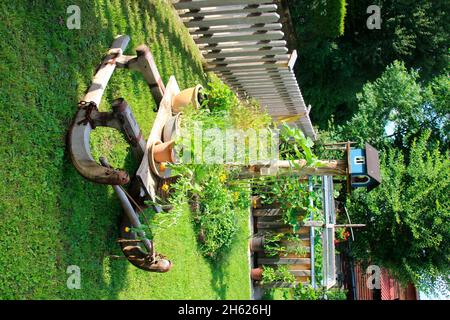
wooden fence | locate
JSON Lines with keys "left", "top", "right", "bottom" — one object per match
{"left": 172, "top": 0, "right": 317, "bottom": 140}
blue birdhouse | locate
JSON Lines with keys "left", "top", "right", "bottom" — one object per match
{"left": 348, "top": 143, "right": 381, "bottom": 191}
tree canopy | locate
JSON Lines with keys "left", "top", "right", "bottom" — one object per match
{"left": 323, "top": 60, "right": 449, "bottom": 153}
{"left": 347, "top": 132, "right": 449, "bottom": 293}
{"left": 317, "top": 60, "right": 449, "bottom": 293}
{"left": 289, "top": 0, "right": 450, "bottom": 128}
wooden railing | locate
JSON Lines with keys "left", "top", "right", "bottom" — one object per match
{"left": 172, "top": 0, "right": 317, "bottom": 139}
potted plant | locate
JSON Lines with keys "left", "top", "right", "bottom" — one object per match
{"left": 152, "top": 140, "right": 176, "bottom": 163}
{"left": 251, "top": 267, "right": 264, "bottom": 281}
{"left": 172, "top": 84, "right": 204, "bottom": 113}
{"left": 200, "top": 78, "right": 238, "bottom": 114}
{"left": 249, "top": 234, "right": 265, "bottom": 252}
{"left": 163, "top": 112, "right": 182, "bottom": 143}
{"left": 334, "top": 228, "right": 350, "bottom": 244}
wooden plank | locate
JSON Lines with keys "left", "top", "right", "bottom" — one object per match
{"left": 206, "top": 54, "right": 289, "bottom": 65}
{"left": 239, "top": 83, "right": 300, "bottom": 89}
{"left": 220, "top": 67, "right": 290, "bottom": 73}
{"left": 258, "top": 257, "right": 311, "bottom": 265}
{"left": 174, "top": 0, "right": 273, "bottom": 10}
{"left": 288, "top": 264, "right": 311, "bottom": 271}
{"left": 255, "top": 96, "right": 303, "bottom": 102}
{"left": 259, "top": 281, "right": 308, "bottom": 288}
{"left": 206, "top": 62, "right": 287, "bottom": 71}
{"left": 226, "top": 77, "right": 296, "bottom": 84}
{"left": 238, "top": 90, "right": 301, "bottom": 96}
{"left": 240, "top": 87, "right": 301, "bottom": 93}
{"left": 252, "top": 208, "right": 282, "bottom": 217}
{"left": 219, "top": 69, "right": 291, "bottom": 76}
{"left": 136, "top": 76, "right": 180, "bottom": 201}
{"left": 190, "top": 23, "right": 282, "bottom": 35}
{"left": 201, "top": 40, "right": 286, "bottom": 50}
{"left": 290, "top": 270, "right": 311, "bottom": 277}
{"left": 239, "top": 88, "right": 301, "bottom": 94}
{"left": 195, "top": 30, "right": 284, "bottom": 44}
{"left": 226, "top": 75, "right": 296, "bottom": 82}
{"left": 257, "top": 221, "right": 288, "bottom": 229}
{"left": 288, "top": 49, "right": 298, "bottom": 71}
{"left": 186, "top": 14, "right": 280, "bottom": 28}
{"left": 204, "top": 47, "right": 288, "bottom": 58}
{"left": 252, "top": 93, "right": 303, "bottom": 99}
{"left": 180, "top": 4, "right": 278, "bottom": 17}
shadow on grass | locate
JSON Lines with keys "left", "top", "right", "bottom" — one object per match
{"left": 207, "top": 256, "right": 229, "bottom": 300}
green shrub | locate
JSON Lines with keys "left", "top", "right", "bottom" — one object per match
{"left": 263, "top": 232, "right": 307, "bottom": 257}
{"left": 202, "top": 78, "right": 239, "bottom": 113}
{"left": 230, "top": 98, "right": 273, "bottom": 130}
{"left": 196, "top": 170, "right": 237, "bottom": 259}
{"left": 293, "top": 283, "right": 347, "bottom": 300}
{"left": 262, "top": 266, "right": 296, "bottom": 285}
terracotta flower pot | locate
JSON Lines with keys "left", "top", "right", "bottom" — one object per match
{"left": 162, "top": 113, "right": 182, "bottom": 143}
{"left": 172, "top": 84, "right": 203, "bottom": 113}
{"left": 250, "top": 235, "right": 265, "bottom": 252}
{"left": 153, "top": 140, "right": 175, "bottom": 163}
{"left": 251, "top": 267, "right": 263, "bottom": 281}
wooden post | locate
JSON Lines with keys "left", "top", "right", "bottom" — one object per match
{"left": 238, "top": 159, "right": 347, "bottom": 178}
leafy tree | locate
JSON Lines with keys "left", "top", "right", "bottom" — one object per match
{"left": 318, "top": 60, "right": 449, "bottom": 154}
{"left": 347, "top": 131, "right": 450, "bottom": 293}
{"left": 315, "top": 60, "right": 449, "bottom": 294}
{"left": 289, "top": 0, "right": 450, "bottom": 127}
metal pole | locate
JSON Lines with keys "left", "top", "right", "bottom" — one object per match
{"left": 308, "top": 176, "right": 316, "bottom": 289}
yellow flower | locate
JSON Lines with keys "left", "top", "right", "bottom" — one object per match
{"left": 234, "top": 192, "right": 239, "bottom": 201}
{"left": 219, "top": 173, "right": 227, "bottom": 183}
{"left": 124, "top": 227, "right": 130, "bottom": 233}
{"left": 161, "top": 183, "right": 169, "bottom": 192}
{"left": 252, "top": 198, "right": 257, "bottom": 208}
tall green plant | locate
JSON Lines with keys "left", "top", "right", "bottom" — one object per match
{"left": 262, "top": 266, "right": 296, "bottom": 285}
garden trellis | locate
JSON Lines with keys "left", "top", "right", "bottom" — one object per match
{"left": 172, "top": 0, "right": 316, "bottom": 139}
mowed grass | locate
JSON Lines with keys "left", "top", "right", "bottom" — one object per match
{"left": 0, "top": 0, "right": 251, "bottom": 299}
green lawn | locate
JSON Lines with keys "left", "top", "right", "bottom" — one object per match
{"left": 0, "top": 0, "right": 251, "bottom": 299}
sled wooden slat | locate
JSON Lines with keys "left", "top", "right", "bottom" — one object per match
{"left": 136, "top": 76, "right": 179, "bottom": 201}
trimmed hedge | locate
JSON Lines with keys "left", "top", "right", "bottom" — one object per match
{"left": 291, "top": 0, "right": 347, "bottom": 39}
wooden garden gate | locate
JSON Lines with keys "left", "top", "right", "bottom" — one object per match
{"left": 172, "top": 0, "right": 316, "bottom": 139}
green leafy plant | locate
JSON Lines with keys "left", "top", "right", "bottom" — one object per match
{"left": 195, "top": 167, "right": 237, "bottom": 259}
{"left": 262, "top": 266, "right": 296, "bottom": 285}
{"left": 279, "top": 123, "right": 320, "bottom": 166}
{"left": 254, "top": 176, "right": 320, "bottom": 232}
{"left": 230, "top": 98, "right": 273, "bottom": 130}
{"left": 263, "top": 232, "right": 307, "bottom": 257}
{"left": 201, "top": 78, "right": 239, "bottom": 114}
{"left": 293, "top": 283, "right": 347, "bottom": 300}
